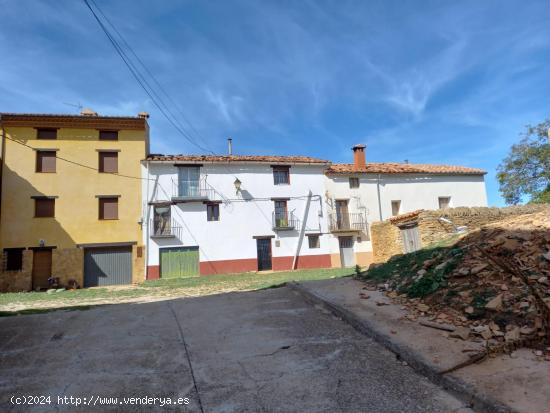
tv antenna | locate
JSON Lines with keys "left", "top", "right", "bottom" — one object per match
{"left": 62, "top": 102, "right": 84, "bottom": 113}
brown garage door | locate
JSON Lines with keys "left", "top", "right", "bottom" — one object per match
{"left": 32, "top": 249, "right": 52, "bottom": 290}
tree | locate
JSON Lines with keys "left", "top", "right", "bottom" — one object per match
{"left": 497, "top": 120, "right": 550, "bottom": 205}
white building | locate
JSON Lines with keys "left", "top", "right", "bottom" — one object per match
{"left": 142, "top": 155, "right": 333, "bottom": 278}
{"left": 141, "top": 145, "right": 487, "bottom": 278}
{"left": 323, "top": 145, "right": 488, "bottom": 267}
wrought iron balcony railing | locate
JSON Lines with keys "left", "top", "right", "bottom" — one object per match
{"left": 171, "top": 178, "right": 216, "bottom": 202}
{"left": 150, "top": 218, "right": 182, "bottom": 239}
{"left": 328, "top": 212, "right": 367, "bottom": 232}
{"left": 272, "top": 211, "right": 299, "bottom": 231}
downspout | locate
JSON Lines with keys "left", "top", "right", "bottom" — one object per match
{"left": 376, "top": 174, "right": 383, "bottom": 222}
{"left": 145, "top": 160, "right": 151, "bottom": 279}
{"left": 0, "top": 116, "right": 5, "bottom": 227}
{"left": 292, "top": 190, "right": 312, "bottom": 270}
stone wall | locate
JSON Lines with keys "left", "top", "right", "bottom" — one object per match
{"left": 418, "top": 205, "right": 549, "bottom": 247}
{"left": 371, "top": 204, "right": 550, "bottom": 264}
{"left": 52, "top": 248, "right": 84, "bottom": 287}
{"left": 0, "top": 250, "right": 33, "bottom": 292}
{"left": 132, "top": 245, "right": 145, "bottom": 284}
{"left": 371, "top": 220, "right": 403, "bottom": 263}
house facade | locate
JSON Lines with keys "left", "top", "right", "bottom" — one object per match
{"left": 323, "top": 145, "right": 488, "bottom": 267}
{"left": 0, "top": 111, "right": 149, "bottom": 291}
{"left": 142, "top": 155, "right": 332, "bottom": 278}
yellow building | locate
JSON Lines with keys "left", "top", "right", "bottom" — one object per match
{"left": 0, "top": 111, "right": 149, "bottom": 291}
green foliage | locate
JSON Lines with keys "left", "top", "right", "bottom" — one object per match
{"left": 354, "top": 264, "right": 362, "bottom": 277}
{"left": 497, "top": 120, "right": 550, "bottom": 204}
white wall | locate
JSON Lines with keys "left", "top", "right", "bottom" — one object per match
{"left": 142, "top": 162, "right": 330, "bottom": 268}
{"left": 324, "top": 173, "right": 488, "bottom": 254}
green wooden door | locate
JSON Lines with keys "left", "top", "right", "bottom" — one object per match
{"left": 160, "top": 247, "right": 199, "bottom": 278}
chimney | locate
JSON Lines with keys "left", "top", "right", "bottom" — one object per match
{"left": 228, "top": 137, "right": 233, "bottom": 155}
{"left": 138, "top": 112, "right": 150, "bottom": 119}
{"left": 352, "top": 144, "right": 366, "bottom": 169}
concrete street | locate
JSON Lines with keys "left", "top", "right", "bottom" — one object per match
{"left": 0, "top": 287, "right": 471, "bottom": 412}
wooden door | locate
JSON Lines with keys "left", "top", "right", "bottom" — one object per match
{"left": 256, "top": 238, "right": 272, "bottom": 271}
{"left": 335, "top": 200, "right": 350, "bottom": 230}
{"left": 401, "top": 225, "right": 421, "bottom": 253}
{"left": 32, "top": 249, "right": 52, "bottom": 290}
{"left": 160, "top": 247, "right": 199, "bottom": 278}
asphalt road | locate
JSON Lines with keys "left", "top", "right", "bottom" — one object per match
{"left": 0, "top": 286, "right": 472, "bottom": 412}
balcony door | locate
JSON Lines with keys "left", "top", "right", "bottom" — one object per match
{"left": 178, "top": 166, "right": 200, "bottom": 197}
{"left": 154, "top": 206, "right": 171, "bottom": 236}
{"left": 335, "top": 200, "right": 349, "bottom": 230}
{"left": 274, "top": 200, "right": 288, "bottom": 228}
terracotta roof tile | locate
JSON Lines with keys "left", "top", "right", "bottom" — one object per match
{"left": 145, "top": 154, "right": 330, "bottom": 164}
{"left": 389, "top": 209, "right": 423, "bottom": 224}
{"left": 326, "top": 162, "right": 486, "bottom": 175}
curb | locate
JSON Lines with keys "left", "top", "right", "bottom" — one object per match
{"left": 288, "top": 281, "right": 516, "bottom": 413}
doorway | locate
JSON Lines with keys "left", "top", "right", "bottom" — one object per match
{"left": 338, "top": 236, "right": 355, "bottom": 268}
{"left": 32, "top": 249, "right": 52, "bottom": 290}
{"left": 256, "top": 238, "right": 272, "bottom": 271}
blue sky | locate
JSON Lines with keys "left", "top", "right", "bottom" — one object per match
{"left": 1, "top": 0, "right": 549, "bottom": 206}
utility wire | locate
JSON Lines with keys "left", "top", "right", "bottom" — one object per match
{"left": 82, "top": 0, "right": 212, "bottom": 154}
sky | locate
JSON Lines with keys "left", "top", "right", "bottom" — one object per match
{"left": 1, "top": 0, "right": 549, "bottom": 206}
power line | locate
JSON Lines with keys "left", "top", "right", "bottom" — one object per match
{"left": 82, "top": 0, "right": 212, "bottom": 154}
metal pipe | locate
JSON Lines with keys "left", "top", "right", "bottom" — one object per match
{"left": 228, "top": 137, "right": 233, "bottom": 155}
{"left": 376, "top": 174, "right": 383, "bottom": 221}
{"left": 145, "top": 160, "right": 151, "bottom": 279}
{"left": 292, "top": 190, "right": 312, "bottom": 270}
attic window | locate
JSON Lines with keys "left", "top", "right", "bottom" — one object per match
{"left": 438, "top": 197, "right": 451, "bottom": 209}
{"left": 272, "top": 166, "right": 290, "bottom": 185}
{"left": 99, "top": 130, "right": 118, "bottom": 141}
{"left": 349, "top": 177, "right": 359, "bottom": 189}
{"left": 36, "top": 128, "right": 57, "bottom": 140}
{"left": 391, "top": 200, "right": 401, "bottom": 216}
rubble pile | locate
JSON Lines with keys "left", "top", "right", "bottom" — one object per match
{"left": 363, "top": 210, "right": 550, "bottom": 356}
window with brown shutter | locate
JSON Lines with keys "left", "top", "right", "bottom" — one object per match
{"left": 99, "top": 197, "right": 118, "bottom": 220}
{"left": 36, "top": 151, "right": 56, "bottom": 173}
{"left": 272, "top": 166, "right": 290, "bottom": 185}
{"left": 99, "top": 130, "right": 118, "bottom": 140}
{"left": 98, "top": 152, "right": 118, "bottom": 173}
{"left": 36, "top": 128, "right": 57, "bottom": 140}
{"left": 35, "top": 198, "right": 55, "bottom": 217}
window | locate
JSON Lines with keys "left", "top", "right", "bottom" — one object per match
{"left": 153, "top": 205, "right": 171, "bottom": 236}
{"left": 99, "top": 197, "right": 118, "bottom": 220}
{"left": 36, "top": 150, "right": 56, "bottom": 173}
{"left": 391, "top": 200, "right": 401, "bottom": 216}
{"left": 177, "top": 166, "right": 201, "bottom": 197}
{"left": 99, "top": 130, "right": 118, "bottom": 141}
{"left": 349, "top": 177, "right": 360, "bottom": 189}
{"left": 98, "top": 151, "right": 118, "bottom": 173}
{"left": 3, "top": 248, "right": 24, "bottom": 271}
{"left": 34, "top": 198, "right": 55, "bottom": 217}
{"left": 272, "top": 166, "right": 290, "bottom": 185}
{"left": 274, "top": 200, "right": 288, "bottom": 226}
{"left": 207, "top": 203, "right": 220, "bottom": 221}
{"left": 36, "top": 128, "right": 57, "bottom": 140}
{"left": 308, "top": 235, "right": 320, "bottom": 249}
{"left": 438, "top": 197, "right": 451, "bottom": 209}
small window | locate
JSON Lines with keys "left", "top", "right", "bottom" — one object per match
{"left": 349, "top": 177, "right": 359, "bottom": 189}
{"left": 36, "top": 128, "right": 57, "bottom": 140}
{"left": 273, "top": 166, "right": 290, "bottom": 185}
{"left": 36, "top": 151, "right": 56, "bottom": 173}
{"left": 308, "top": 235, "right": 320, "bottom": 249}
{"left": 3, "top": 248, "right": 24, "bottom": 271}
{"left": 391, "top": 200, "right": 401, "bottom": 216}
{"left": 35, "top": 198, "right": 55, "bottom": 217}
{"left": 438, "top": 197, "right": 451, "bottom": 209}
{"left": 99, "top": 152, "right": 118, "bottom": 173}
{"left": 99, "top": 130, "right": 118, "bottom": 140}
{"left": 207, "top": 203, "right": 220, "bottom": 221}
{"left": 99, "top": 197, "right": 118, "bottom": 220}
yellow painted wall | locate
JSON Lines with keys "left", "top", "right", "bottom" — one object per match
{"left": 0, "top": 127, "right": 145, "bottom": 249}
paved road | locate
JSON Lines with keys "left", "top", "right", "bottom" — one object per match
{"left": 0, "top": 287, "right": 471, "bottom": 412}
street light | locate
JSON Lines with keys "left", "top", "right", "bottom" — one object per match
{"left": 234, "top": 178, "right": 242, "bottom": 195}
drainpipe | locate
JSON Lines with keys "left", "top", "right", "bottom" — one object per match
{"left": 376, "top": 174, "right": 383, "bottom": 221}
{"left": 145, "top": 161, "right": 151, "bottom": 279}
{"left": 0, "top": 117, "right": 5, "bottom": 226}
{"left": 292, "top": 190, "right": 312, "bottom": 270}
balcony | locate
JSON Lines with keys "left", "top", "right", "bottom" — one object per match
{"left": 272, "top": 211, "right": 299, "bottom": 231}
{"left": 150, "top": 219, "right": 182, "bottom": 239}
{"left": 329, "top": 212, "right": 367, "bottom": 232}
{"left": 171, "top": 178, "right": 215, "bottom": 202}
